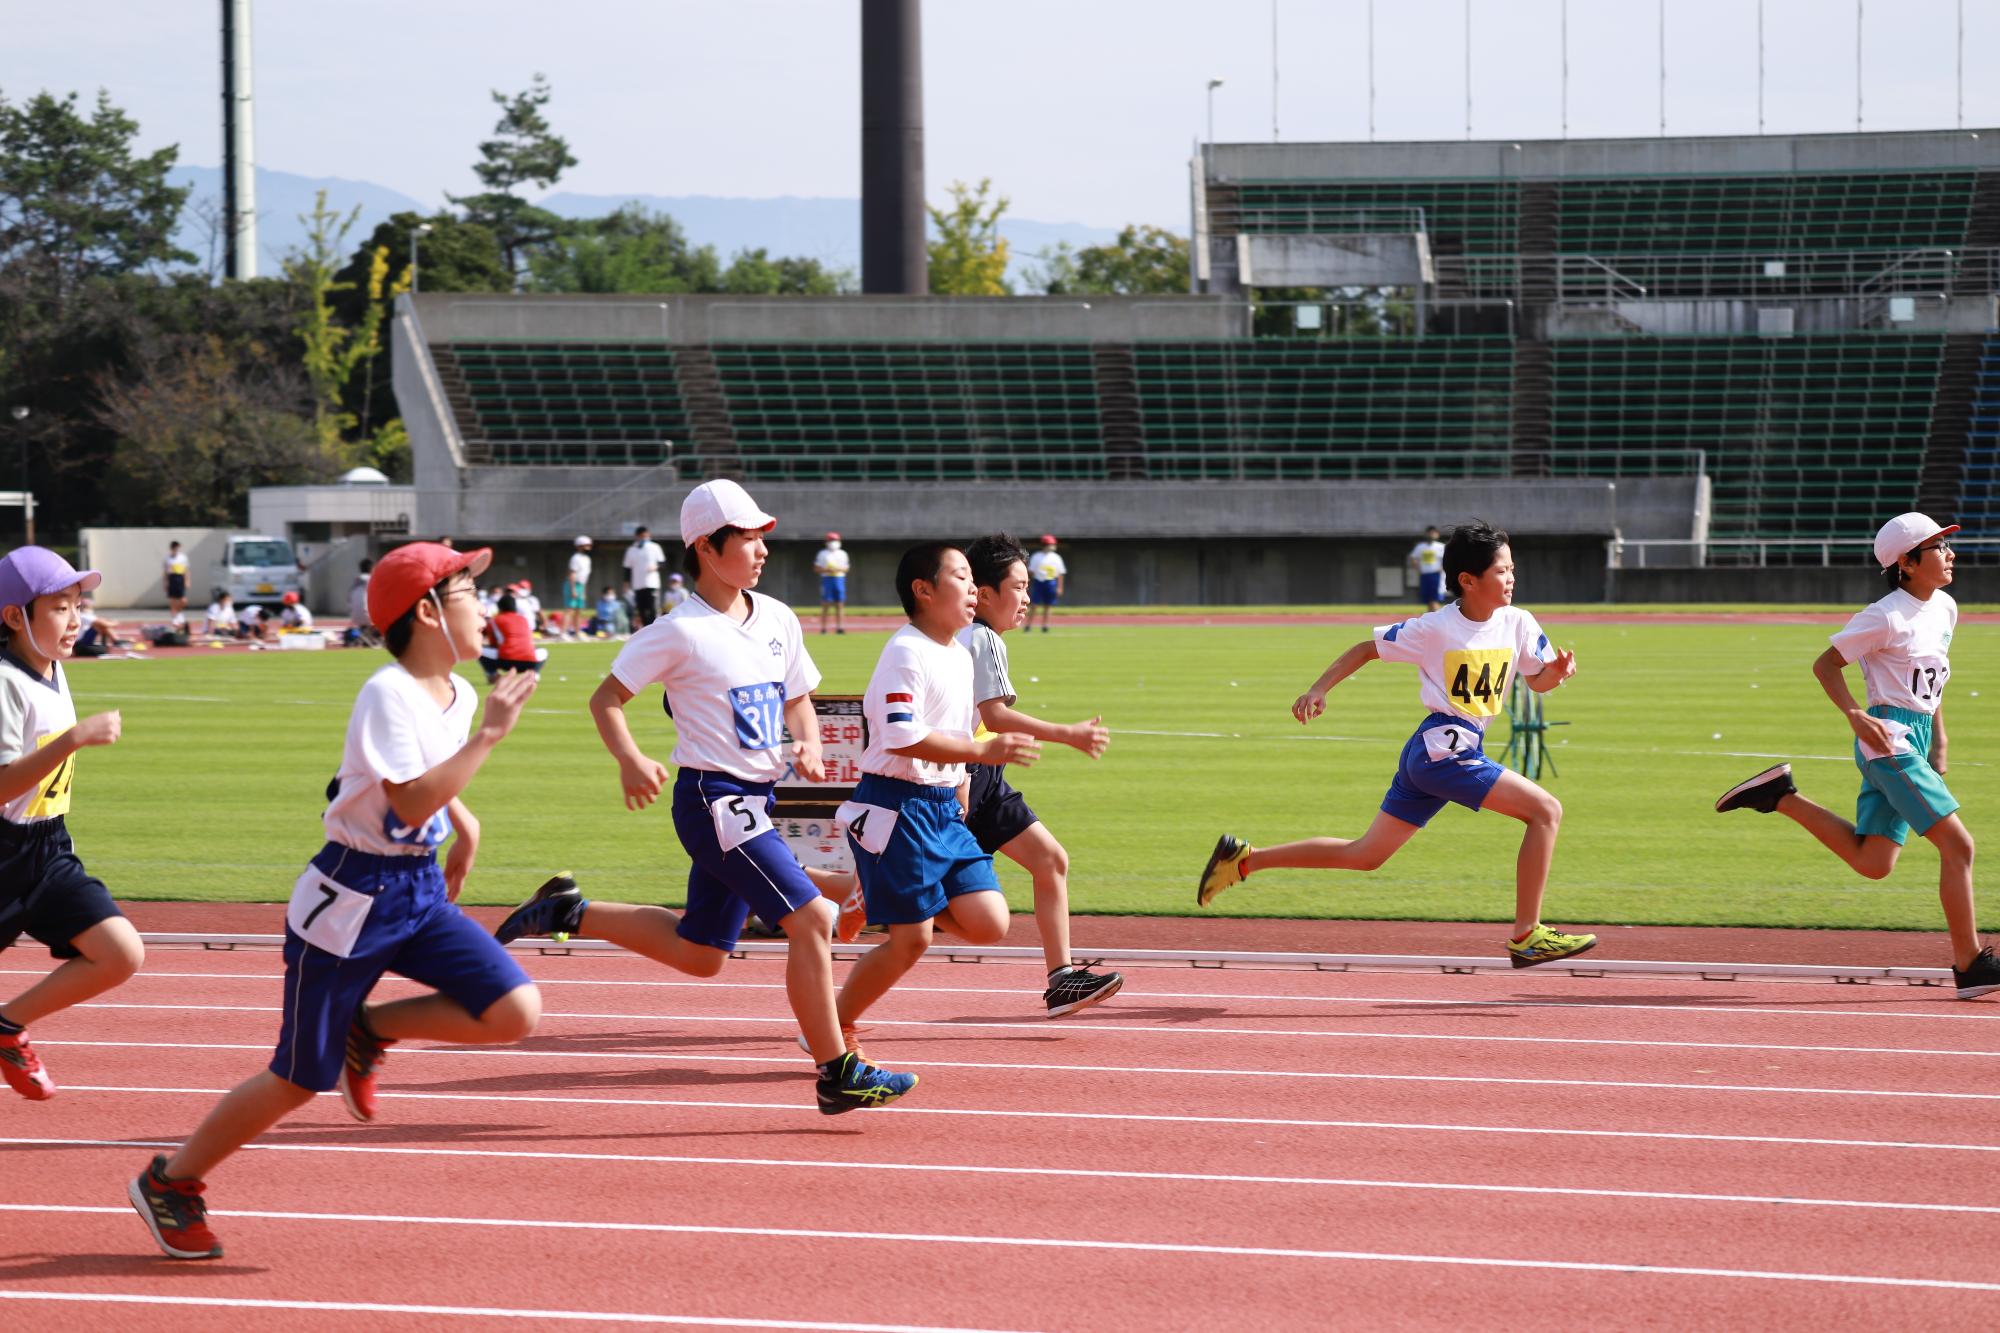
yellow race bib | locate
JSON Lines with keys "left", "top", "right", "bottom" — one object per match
{"left": 1443, "top": 648, "right": 1513, "bottom": 718}
{"left": 25, "top": 732, "right": 74, "bottom": 819}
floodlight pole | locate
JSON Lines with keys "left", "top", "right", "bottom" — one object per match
{"left": 10, "top": 406, "right": 31, "bottom": 546}
{"left": 411, "top": 224, "right": 433, "bottom": 295}
{"left": 1206, "top": 78, "right": 1223, "bottom": 147}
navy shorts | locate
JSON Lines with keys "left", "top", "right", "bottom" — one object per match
{"left": 670, "top": 769, "right": 823, "bottom": 951}
{"left": 0, "top": 817, "right": 124, "bottom": 959}
{"left": 1418, "top": 572, "right": 1445, "bottom": 603}
{"left": 847, "top": 773, "right": 1000, "bottom": 925}
{"left": 819, "top": 575, "right": 846, "bottom": 604}
{"left": 270, "top": 843, "right": 532, "bottom": 1092}
{"left": 1029, "top": 579, "right": 1061, "bottom": 607}
{"left": 1380, "top": 714, "right": 1506, "bottom": 828}
{"left": 965, "top": 762, "right": 1040, "bottom": 854}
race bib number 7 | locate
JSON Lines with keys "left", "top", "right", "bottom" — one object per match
{"left": 286, "top": 866, "right": 374, "bottom": 958}
{"left": 1443, "top": 648, "right": 1513, "bottom": 718}
{"left": 710, "top": 792, "right": 775, "bottom": 853}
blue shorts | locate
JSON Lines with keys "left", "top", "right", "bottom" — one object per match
{"left": 1029, "top": 579, "right": 1061, "bottom": 607}
{"left": 270, "top": 843, "right": 531, "bottom": 1092}
{"left": 1418, "top": 572, "right": 1445, "bottom": 603}
{"left": 1380, "top": 714, "right": 1506, "bottom": 828}
{"left": 819, "top": 575, "right": 846, "bottom": 604}
{"left": 670, "top": 769, "right": 823, "bottom": 951}
{"left": 1853, "top": 707, "right": 1959, "bottom": 846}
{"left": 0, "top": 817, "right": 123, "bottom": 959}
{"left": 847, "top": 773, "right": 1001, "bottom": 925}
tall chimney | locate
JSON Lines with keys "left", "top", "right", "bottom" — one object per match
{"left": 860, "top": 0, "right": 926, "bottom": 294}
{"left": 221, "top": 0, "right": 257, "bottom": 279}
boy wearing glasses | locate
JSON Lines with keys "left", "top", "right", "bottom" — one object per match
{"left": 1716, "top": 513, "right": 1999, "bottom": 999}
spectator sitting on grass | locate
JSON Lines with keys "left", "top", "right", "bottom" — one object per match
{"left": 203, "top": 592, "right": 239, "bottom": 639}
{"left": 279, "top": 591, "right": 313, "bottom": 630}
{"left": 590, "top": 586, "right": 629, "bottom": 638}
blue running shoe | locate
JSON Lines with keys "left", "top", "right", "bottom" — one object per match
{"left": 495, "top": 873, "right": 587, "bottom": 944}
{"left": 816, "top": 1051, "right": 917, "bottom": 1115}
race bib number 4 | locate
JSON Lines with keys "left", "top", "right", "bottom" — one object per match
{"left": 1443, "top": 648, "right": 1513, "bottom": 718}
{"left": 286, "top": 866, "right": 374, "bottom": 958}
{"left": 710, "top": 791, "right": 775, "bottom": 853}
{"left": 837, "top": 800, "right": 899, "bottom": 856}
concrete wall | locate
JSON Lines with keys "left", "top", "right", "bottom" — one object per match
{"left": 1608, "top": 565, "right": 1885, "bottom": 604}
{"left": 1546, "top": 295, "right": 1997, "bottom": 338}
{"left": 78, "top": 527, "right": 233, "bottom": 610}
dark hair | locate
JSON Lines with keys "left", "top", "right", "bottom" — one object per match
{"left": 681, "top": 524, "right": 749, "bottom": 579}
{"left": 1423, "top": 526, "right": 1440, "bottom": 537}
{"left": 358, "top": 558, "right": 373, "bottom": 574}
{"left": 169, "top": 541, "right": 180, "bottom": 550}
{"left": 1443, "top": 521, "right": 1510, "bottom": 599}
{"left": 965, "top": 533, "right": 1029, "bottom": 590}
{"left": 895, "top": 541, "right": 960, "bottom": 617}
{"left": 1882, "top": 544, "right": 1922, "bottom": 594}
{"left": 383, "top": 573, "right": 460, "bottom": 658}
{"left": 497, "top": 593, "right": 517, "bottom": 614}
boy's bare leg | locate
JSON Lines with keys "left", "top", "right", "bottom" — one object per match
{"left": 777, "top": 897, "right": 846, "bottom": 1063}
{"left": 932, "top": 889, "right": 1009, "bottom": 946}
{"left": 835, "top": 921, "right": 934, "bottom": 1027}
{"left": 1775, "top": 791, "right": 1902, "bottom": 879}
{"left": 1241, "top": 809, "right": 1421, "bottom": 877}
{"left": 165, "top": 1070, "right": 317, "bottom": 1180}
{"left": 1921, "top": 814, "right": 1982, "bottom": 968}
{"left": 1000, "top": 823, "right": 1072, "bottom": 971}
{"left": 1478, "top": 770, "right": 1564, "bottom": 936}
{"left": 364, "top": 983, "right": 540, "bottom": 1045}
{"left": 0, "top": 917, "right": 143, "bottom": 1027}
{"left": 578, "top": 901, "right": 728, "bottom": 977}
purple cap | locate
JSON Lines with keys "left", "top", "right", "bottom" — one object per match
{"left": 0, "top": 546, "right": 102, "bottom": 613}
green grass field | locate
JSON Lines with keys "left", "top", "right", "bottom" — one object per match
{"left": 61, "top": 615, "right": 1998, "bottom": 933}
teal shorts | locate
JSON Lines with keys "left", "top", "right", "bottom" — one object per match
{"left": 1853, "top": 707, "right": 1958, "bottom": 845}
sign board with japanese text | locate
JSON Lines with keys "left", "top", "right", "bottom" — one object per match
{"left": 776, "top": 694, "right": 866, "bottom": 874}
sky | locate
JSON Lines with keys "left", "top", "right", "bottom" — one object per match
{"left": 5, "top": 0, "right": 1998, "bottom": 230}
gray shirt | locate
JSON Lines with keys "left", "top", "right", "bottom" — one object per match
{"left": 954, "top": 620, "right": 1015, "bottom": 708}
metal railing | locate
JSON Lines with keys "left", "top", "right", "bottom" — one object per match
{"left": 1431, "top": 247, "right": 2000, "bottom": 302}
{"left": 1607, "top": 536, "right": 2000, "bottom": 570}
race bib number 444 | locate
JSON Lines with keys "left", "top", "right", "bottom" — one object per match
{"left": 1444, "top": 648, "right": 1513, "bottom": 718}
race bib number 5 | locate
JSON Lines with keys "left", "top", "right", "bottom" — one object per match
{"left": 710, "top": 792, "right": 775, "bottom": 853}
{"left": 1443, "top": 648, "right": 1513, "bottom": 718}
{"left": 286, "top": 866, "right": 374, "bottom": 958}
{"left": 837, "top": 800, "right": 899, "bottom": 856}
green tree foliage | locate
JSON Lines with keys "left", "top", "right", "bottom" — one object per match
{"left": 448, "top": 74, "right": 578, "bottom": 283}
{"left": 720, "top": 247, "right": 847, "bottom": 295}
{"left": 1033, "top": 225, "right": 1189, "bottom": 296}
{"left": 346, "top": 212, "right": 507, "bottom": 298}
{"left": 527, "top": 205, "right": 848, "bottom": 295}
{"left": 927, "top": 179, "right": 1011, "bottom": 296}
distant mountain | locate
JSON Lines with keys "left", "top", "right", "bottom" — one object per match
{"left": 168, "top": 165, "right": 431, "bottom": 275}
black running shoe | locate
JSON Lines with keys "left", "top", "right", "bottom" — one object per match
{"left": 494, "top": 873, "right": 587, "bottom": 944}
{"left": 1044, "top": 962, "right": 1125, "bottom": 1018}
{"left": 815, "top": 1051, "right": 917, "bottom": 1115}
{"left": 1954, "top": 947, "right": 2000, "bottom": 1000}
{"left": 1715, "top": 764, "right": 1796, "bottom": 814}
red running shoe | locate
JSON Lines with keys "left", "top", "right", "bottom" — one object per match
{"left": 834, "top": 878, "right": 868, "bottom": 944}
{"left": 338, "top": 1016, "right": 395, "bottom": 1123}
{"left": 0, "top": 1030, "right": 54, "bottom": 1100}
{"left": 129, "top": 1154, "right": 223, "bottom": 1260}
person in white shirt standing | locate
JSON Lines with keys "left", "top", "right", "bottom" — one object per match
{"left": 1408, "top": 525, "right": 1447, "bottom": 611}
{"left": 1716, "top": 513, "right": 1998, "bottom": 998}
{"left": 812, "top": 532, "right": 850, "bottom": 635}
{"left": 622, "top": 525, "right": 666, "bottom": 627}
{"left": 495, "top": 480, "right": 920, "bottom": 1114}
{"left": 1026, "top": 534, "right": 1066, "bottom": 633}
{"left": 162, "top": 541, "right": 190, "bottom": 619}
{"left": 555, "top": 536, "right": 592, "bottom": 640}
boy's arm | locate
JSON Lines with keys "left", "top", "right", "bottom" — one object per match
{"left": 975, "top": 698, "right": 1109, "bottom": 758}
{"left": 1292, "top": 640, "right": 1379, "bottom": 724}
{"left": 1932, "top": 702, "right": 1948, "bottom": 773}
{"left": 441, "top": 797, "right": 479, "bottom": 901}
{"left": 783, "top": 693, "right": 825, "bottom": 782}
{"left": 890, "top": 729, "right": 1040, "bottom": 767}
{"left": 588, "top": 674, "right": 671, "bottom": 809}
{"left": 1525, "top": 647, "right": 1577, "bottom": 693}
{"left": 381, "top": 671, "right": 536, "bottom": 827}
{"left": 1811, "top": 645, "right": 1895, "bottom": 753}
{"left": 0, "top": 712, "right": 122, "bottom": 805}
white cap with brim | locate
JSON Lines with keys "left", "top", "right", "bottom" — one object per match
{"left": 1873, "top": 513, "right": 1960, "bottom": 569}
{"left": 680, "top": 479, "right": 776, "bottom": 547}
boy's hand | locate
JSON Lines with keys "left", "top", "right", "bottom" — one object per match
{"left": 444, "top": 818, "right": 479, "bottom": 901}
{"left": 618, "top": 753, "right": 671, "bottom": 809}
{"left": 479, "top": 670, "right": 538, "bottom": 739}
{"left": 1849, "top": 708, "right": 1895, "bottom": 755}
{"left": 978, "top": 732, "right": 1041, "bottom": 768}
{"left": 1067, "top": 716, "right": 1110, "bottom": 759}
{"left": 1545, "top": 648, "right": 1577, "bottom": 685}
{"left": 791, "top": 739, "right": 827, "bottom": 783}
{"left": 72, "top": 710, "right": 122, "bottom": 748}
{"left": 1292, "top": 690, "right": 1327, "bottom": 725}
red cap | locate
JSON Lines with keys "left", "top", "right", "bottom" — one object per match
{"left": 281, "top": 591, "right": 300, "bottom": 605}
{"left": 368, "top": 543, "right": 492, "bottom": 630}
{"left": 1039, "top": 534, "right": 1057, "bottom": 546}
{"left": 825, "top": 532, "right": 841, "bottom": 542}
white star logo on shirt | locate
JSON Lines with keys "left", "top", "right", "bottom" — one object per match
{"left": 769, "top": 639, "right": 782, "bottom": 656}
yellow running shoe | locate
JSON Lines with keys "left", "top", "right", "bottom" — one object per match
{"left": 1197, "top": 834, "right": 1250, "bottom": 907}
{"left": 1506, "top": 924, "right": 1598, "bottom": 969}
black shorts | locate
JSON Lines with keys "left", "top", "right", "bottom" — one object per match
{"left": 165, "top": 573, "right": 187, "bottom": 599}
{"left": 0, "top": 818, "right": 124, "bottom": 958}
{"left": 635, "top": 587, "right": 660, "bottom": 624}
{"left": 965, "top": 762, "right": 1040, "bottom": 854}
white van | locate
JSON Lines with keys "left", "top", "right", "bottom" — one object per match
{"left": 217, "top": 535, "right": 305, "bottom": 609}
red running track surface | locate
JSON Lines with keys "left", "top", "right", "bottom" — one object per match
{"left": 1, "top": 944, "right": 1997, "bottom": 1330}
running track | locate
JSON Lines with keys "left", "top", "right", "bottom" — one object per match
{"left": 2, "top": 945, "right": 1996, "bottom": 1329}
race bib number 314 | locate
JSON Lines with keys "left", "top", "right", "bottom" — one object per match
{"left": 1443, "top": 648, "right": 1513, "bottom": 718}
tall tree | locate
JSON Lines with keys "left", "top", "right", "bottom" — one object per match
{"left": 527, "top": 205, "right": 719, "bottom": 294}
{"left": 927, "top": 179, "right": 1011, "bottom": 296}
{"left": 1033, "top": 225, "right": 1189, "bottom": 296}
{"left": 287, "top": 190, "right": 404, "bottom": 463}
{"left": 449, "top": 74, "right": 578, "bottom": 283}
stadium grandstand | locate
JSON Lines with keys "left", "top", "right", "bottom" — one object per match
{"left": 391, "top": 128, "right": 2000, "bottom": 605}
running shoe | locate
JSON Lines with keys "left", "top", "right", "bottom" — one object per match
{"left": 815, "top": 1051, "right": 916, "bottom": 1115}
{"left": 0, "top": 1030, "right": 54, "bottom": 1100}
{"left": 338, "top": 1015, "right": 396, "bottom": 1123}
{"left": 494, "top": 873, "right": 587, "bottom": 944}
{"left": 1954, "top": 946, "right": 2000, "bottom": 999}
{"left": 1197, "top": 834, "right": 1249, "bottom": 907}
{"left": 129, "top": 1154, "right": 223, "bottom": 1260}
{"left": 1044, "top": 962, "right": 1125, "bottom": 1018}
{"left": 796, "top": 1024, "right": 870, "bottom": 1063}
{"left": 1714, "top": 763, "right": 1796, "bottom": 815}
{"left": 1506, "top": 924, "right": 1599, "bottom": 969}
{"left": 834, "top": 878, "right": 869, "bottom": 944}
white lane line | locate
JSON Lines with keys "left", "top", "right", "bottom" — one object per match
{"left": 58, "top": 1085, "right": 2000, "bottom": 1153}
{"left": 0, "top": 1289, "right": 1023, "bottom": 1332}
{"left": 10, "top": 1208, "right": 1999, "bottom": 1294}
{"left": 39, "top": 1039, "right": 2000, "bottom": 1103}
{"left": 13, "top": 1136, "right": 1998, "bottom": 1217}
{"left": 73, "top": 1001, "right": 2000, "bottom": 1059}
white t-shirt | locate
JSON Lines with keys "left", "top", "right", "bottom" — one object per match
{"left": 282, "top": 604, "right": 314, "bottom": 629}
{"left": 1372, "top": 603, "right": 1551, "bottom": 729}
{"left": 956, "top": 621, "right": 1016, "bottom": 708}
{"left": 0, "top": 655, "right": 78, "bottom": 823}
{"left": 164, "top": 551, "right": 189, "bottom": 577}
{"left": 206, "top": 602, "right": 238, "bottom": 628}
{"left": 608, "top": 591, "right": 820, "bottom": 782}
{"left": 1028, "top": 550, "right": 1066, "bottom": 583}
{"left": 814, "top": 546, "right": 851, "bottom": 577}
{"left": 861, "top": 624, "right": 978, "bottom": 788}
{"left": 349, "top": 576, "right": 370, "bottom": 626}
{"left": 568, "top": 552, "right": 592, "bottom": 589}
{"left": 661, "top": 584, "right": 689, "bottom": 611}
{"left": 1409, "top": 540, "right": 1446, "bottom": 575}
{"left": 1828, "top": 588, "right": 1956, "bottom": 717}
{"left": 518, "top": 593, "right": 541, "bottom": 620}
{"left": 323, "top": 664, "right": 475, "bottom": 855}
{"left": 624, "top": 540, "right": 666, "bottom": 591}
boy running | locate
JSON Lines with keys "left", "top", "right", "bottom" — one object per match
{"left": 494, "top": 480, "right": 918, "bottom": 1113}
{"left": 1197, "top": 521, "right": 1598, "bottom": 968}
{"left": 828, "top": 544, "right": 1040, "bottom": 1044}
{"left": 132, "top": 542, "right": 546, "bottom": 1260}
{"left": 1716, "top": 513, "right": 1998, "bottom": 998}
{"left": 0, "top": 548, "right": 143, "bottom": 1100}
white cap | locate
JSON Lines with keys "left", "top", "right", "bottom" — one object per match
{"left": 574, "top": 535, "right": 592, "bottom": 548}
{"left": 1873, "top": 513, "right": 1959, "bottom": 569}
{"left": 680, "top": 479, "right": 776, "bottom": 547}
